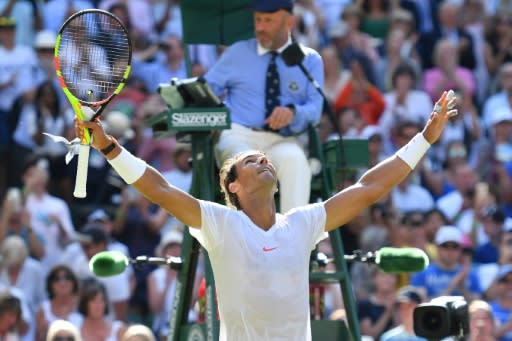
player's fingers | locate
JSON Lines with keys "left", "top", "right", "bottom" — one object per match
{"left": 447, "top": 97, "right": 457, "bottom": 110}
{"left": 433, "top": 91, "right": 447, "bottom": 114}
{"left": 447, "top": 109, "right": 458, "bottom": 118}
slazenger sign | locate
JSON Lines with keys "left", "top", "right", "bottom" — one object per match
{"left": 171, "top": 112, "right": 230, "bottom": 130}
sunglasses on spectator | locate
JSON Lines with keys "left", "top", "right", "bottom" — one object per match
{"left": 499, "top": 276, "right": 512, "bottom": 283}
{"left": 408, "top": 220, "right": 423, "bottom": 227}
{"left": 439, "top": 242, "right": 461, "bottom": 250}
{"left": 53, "top": 274, "right": 73, "bottom": 282}
{"left": 53, "top": 336, "right": 75, "bottom": 341}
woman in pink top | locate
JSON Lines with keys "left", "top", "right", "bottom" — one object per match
{"left": 423, "top": 38, "right": 476, "bottom": 103}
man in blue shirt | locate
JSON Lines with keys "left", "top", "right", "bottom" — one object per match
{"left": 204, "top": 0, "right": 324, "bottom": 213}
{"left": 411, "top": 225, "right": 481, "bottom": 301}
{"left": 491, "top": 265, "right": 512, "bottom": 341}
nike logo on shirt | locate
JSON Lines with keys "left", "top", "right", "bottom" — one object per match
{"left": 262, "top": 246, "right": 278, "bottom": 252}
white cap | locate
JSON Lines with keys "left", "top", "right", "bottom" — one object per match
{"left": 87, "top": 209, "right": 110, "bottom": 223}
{"left": 489, "top": 108, "right": 512, "bottom": 126}
{"left": 435, "top": 225, "right": 463, "bottom": 245}
{"left": 34, "top": 30, "right": 56, "bottom": 49}
{"left": 359, "top": 125, "right": 382, "bottom": 139}
{"left": 329, "top": 20, "right": 349, "bottom": 38}
{"left": 104, "top": 111, "right": 135, "bottom": 140}
{"left": 155, "top": 230, "right": 183, "bottom": 256}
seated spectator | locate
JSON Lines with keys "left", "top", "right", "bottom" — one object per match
{"left": 358, "top": 125, "right": 388, "bottom": 169}
{"left": 358, "top": 0, "right": 392, "bottom": 41}
{"left": 0, "top": 235, "right": 46, "bottom": 315}
{"left": 483, "top": 12, "right": 512, "bottom": 82}
{"left": 478, "top": 221, "right": 512, "bottom": 300}
{"left": 391, "top": 173, "right": 434, "bottom": 214}
{"left": 473, "top": 206, "right": 507, "bottom": 264}
{"left": 422, "top": 208, "right": 450, "bottom": 262}
{"left": 490, "top": 265, "right": 512, "bottom": 340}
{"left": 374, "top": 29, "right": 421, "bottom": 92}
{"left": 132, "top": 35, "right": 187, "bottom": 93}
{"left": 476, "top": 109, "right": 512, "bottom": 214}
{"left": 435, "top": 164, "right": 481, "bottom": 239}
{"left": 162, "top": 144, "right": 193, "bottom": 235}
{"left": 378, "top": 63, "right": 431, "bottom": 156}
{"left": 22, "top": 160, "right": 76, "bottom": 274}
{"left": 147, "top": 230, "right": 184, "bottom": 339}
{"left": 320, "top": 45, "right": 351, "bottom": 104}
{"left": 59, "top": 224, "right": 132, "bottom": 322}
{"left": 466, "top": 300, "right": 496, "bottom": 341}
{"left": 482, "top": 62, "right": 512, "bottom": 132}
{"left": 418, "top": 2, "right": 477, "bottom": 71}
{"left": 420, "top": 140, "right": 473, "bottom": 200}
{"left": 411, "top": 225, "right": 481, "bottom": 301}
{"left": 429, "top": 91, "right": 481, "bottom": 168}
{"left": 0, "top": 187, "right": 45, "bottom": 260}
{"left": 339, "top": 4, "right": 379, "bottom": 63}
{"left": 42, "top": 1, "right": 94, "bottom": 34}
{"left": 333, "top": 53, "right": 385, "bottom": 126}
{"left": 11, "top": 80, "right": 75, "bottom": 201}
{"left": 45, "top": 319, "right": 82, "bottom": 341}
{"left": 357, "top": 268, "right": 398, "bottom": 341}
{"left": 0, "top": 292, "right": 23, "bottom": 340}
{"left": 380, "top": 286, "right": 427, "bottom": 341}
{"left": 77, "top": 279, "right": 127, "bottom": 341}
{"left": 422, "top": 39, "right": 476, "bottom": 104}
{"left": 35, "top": 265, "right": 82, "bottom": 341}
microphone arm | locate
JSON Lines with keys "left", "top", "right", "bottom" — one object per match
{"left": 312, "top": 250, "right": 377, "bottom": 268}
{"left": 130, "top": 255, "right": 183, "bottom": 271}
{"left": 280, "top": 42, "right": 347, "bottom": 170}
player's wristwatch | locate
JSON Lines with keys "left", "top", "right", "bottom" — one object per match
{"left": 100, "top": 138, "right": 117, "bottom": 156}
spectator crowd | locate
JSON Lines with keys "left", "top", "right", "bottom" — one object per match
{"left": 3, "top": 0, "right": 512, "bottom": 340}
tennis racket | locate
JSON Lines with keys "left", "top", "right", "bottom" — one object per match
{"left": 54, "top": 9, "right": 132, "bottom": 198}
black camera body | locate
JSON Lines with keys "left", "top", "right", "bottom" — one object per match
{"left": 413, "top": 296, "right": 468, "bottom": 340}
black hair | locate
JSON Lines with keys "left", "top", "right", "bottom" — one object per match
{"left": 78, "top": 278, "right": 109, "bottom": 316}
{"left": 46, "top": 264, "right": 79, "bottom": 299}
{"left": 391, "top": 63, "right": 417, "bottom": 89}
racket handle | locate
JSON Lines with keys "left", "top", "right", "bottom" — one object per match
{"left": 73, "top": 144, "right": 90, "bottom": 198}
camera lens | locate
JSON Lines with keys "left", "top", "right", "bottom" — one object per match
{"left": 422, "top": 311, "right": 443, "bottom": 330}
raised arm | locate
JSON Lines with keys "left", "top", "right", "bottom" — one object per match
{"left": 324, "top": 91, "right": 457, "bottom": 231}
{"left": 76, "top": 120, "right": 202, "bottom": 228}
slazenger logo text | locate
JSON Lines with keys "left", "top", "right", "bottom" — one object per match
{"left": 171, "top": 113, "right": 227, "bottom": 127}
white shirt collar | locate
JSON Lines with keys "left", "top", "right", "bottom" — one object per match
{"left": 257, "top": 35, "right": 293, "bottom": 56}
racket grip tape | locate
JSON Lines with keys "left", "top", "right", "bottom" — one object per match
{"left": 73, "top": 144, "right": 90, "bottom": 198}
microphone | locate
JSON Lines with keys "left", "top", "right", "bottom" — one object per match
{"left": 343, "top": 247, "right": 429, "bottom": 273}
{"left": 281, "top": 42, "right": 322, "bottom": 94}
{"left": 89, "top": 251, "right": 183, "bottom": 277}
{"left": 374, "top": 247, "right": 429, "bottom": 273}
{"left": 280, "top": 42, "right": 346, "bottom": 174}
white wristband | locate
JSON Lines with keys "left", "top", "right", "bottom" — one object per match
{"left": 108, "top": 147, "right": 147, "bottom": 184}
{"left": 396, "top": 133, "right": 430, "bottom": 169}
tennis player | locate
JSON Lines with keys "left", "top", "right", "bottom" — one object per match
{"left": 76, "top": 87, "right": 456, "bottom": 340}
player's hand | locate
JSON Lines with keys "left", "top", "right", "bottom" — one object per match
{"left": 265, "top": 106, "right": 294, "bottom": 130}
{"left": 422, "top": 90, "right": 458, "bottom": 144}
{"left": 75, "top": 118, "right": 113, "bottom": 151}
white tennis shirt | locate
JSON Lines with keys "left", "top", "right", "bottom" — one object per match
{"left": 189, "top": 200, "right": 327, "bottom": 341}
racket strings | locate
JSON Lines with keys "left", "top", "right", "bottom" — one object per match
{"left": 57, "top": 12, "right": 130, "bottom": 103}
